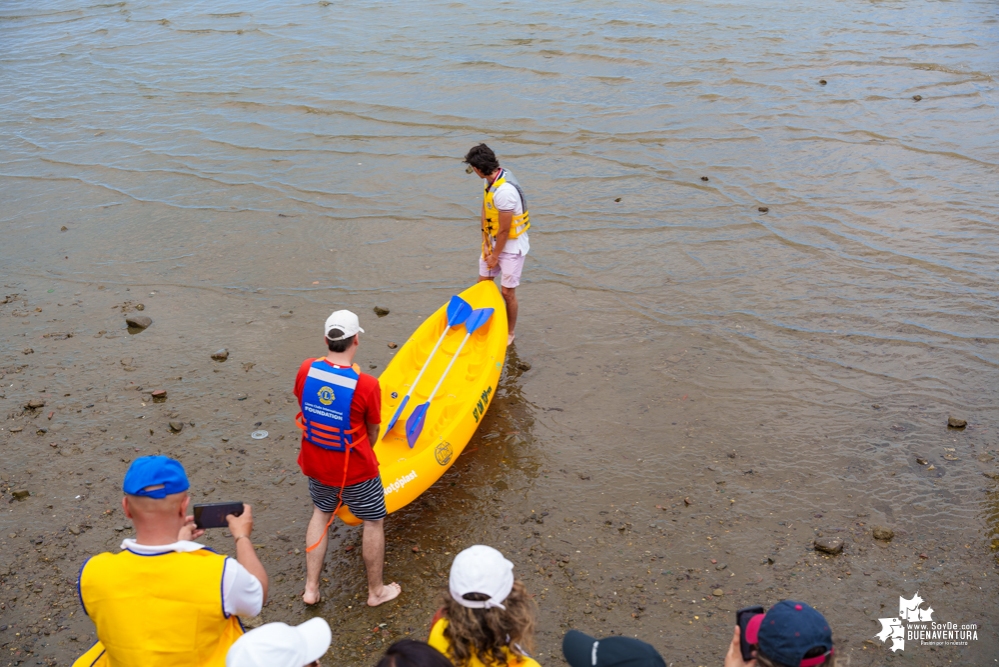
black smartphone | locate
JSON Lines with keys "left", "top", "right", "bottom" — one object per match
{"left": 736, "top": 605, "right": 765, "bottom": 661}
{"left": 193, "top": 502, "right": 244, "bottom": 529}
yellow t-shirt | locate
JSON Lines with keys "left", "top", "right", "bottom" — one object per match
{"left": 428, "top": 618, "right": 541, "bottom": 667}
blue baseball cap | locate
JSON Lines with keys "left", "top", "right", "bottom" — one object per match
{"left": 563, "top": 630, "right": 666, "bottom": 667}
{"left": 746, "top": 600, "right": 833, "bottom": 667}
{"left": 122, "top": 455, "right": 190, "bottom": 498}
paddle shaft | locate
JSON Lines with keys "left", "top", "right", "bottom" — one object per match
{"left": 390, "top": 325, "right": 449, "bottom": 421}
{"left": 424, "top": 330, "right": 472, "bottom": 404}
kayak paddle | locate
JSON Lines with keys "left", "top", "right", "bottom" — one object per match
{"left": 405, "top": 307, "right": 495, "bottom": 448}
{"left": 385, "top": 295, "right": 472, "bottom": 433}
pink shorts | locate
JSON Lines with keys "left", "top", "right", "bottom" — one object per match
{"left": 479, "top": 252, "right": 525, "bottom": 289}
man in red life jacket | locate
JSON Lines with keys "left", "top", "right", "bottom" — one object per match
{"left": 294, "top": 310, "right": 401, "bottom": 607}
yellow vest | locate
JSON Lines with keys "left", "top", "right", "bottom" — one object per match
{"left": 74, "top": 548, "right": 244, "bottom": 667}
{"left": 429, "top": 618, "right": 541, "bottom": 667}
{"left": 483, "top": 170, "right": 530, "bottom": 240}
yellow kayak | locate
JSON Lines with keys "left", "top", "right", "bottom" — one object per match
{"left": 337, "top": 281, "right": 508, "bottom": 525}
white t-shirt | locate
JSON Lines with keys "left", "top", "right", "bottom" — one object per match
{"left": 487, "top": 177, "right": 530, "bottom": 256}
{"left": 120, "top": 539, "right": 263, "bottom": 617}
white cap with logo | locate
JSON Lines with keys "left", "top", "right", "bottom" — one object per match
{"left": 324, "top": 310, "right": 364, "bottom": 341}
{"left": 226, "top": 618, "right": 332, "bottom": 667}
{"left": 449, "top": 544, "right": 515, "bottom": 610}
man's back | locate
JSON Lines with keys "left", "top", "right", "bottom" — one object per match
{"left": 77, "top": 549, "right": 242, "bottom": 667}
{"left": 295, "top": 358, "right": 382, "bottom": 486}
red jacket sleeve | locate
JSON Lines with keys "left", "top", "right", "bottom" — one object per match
{"left": 364, "top": 376, "right": 382, "bottom": 425}
{"left": 293, "top": 359, "right": 312, "bottom": 402}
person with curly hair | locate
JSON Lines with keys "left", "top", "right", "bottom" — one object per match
{"left": 428, "top": 545, "right": 540, "bottom": 667}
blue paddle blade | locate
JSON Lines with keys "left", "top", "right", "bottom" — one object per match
{"left": 405, "top": 402, "right": 430, "bottom": 448}
{"left": 446, "top": 295, "right": 473, "bottom": 327}
{"left": 464, "top": 307, "right": 495, "bottom": 334}
{"left": 385, "top": 394, "right": 410, "bottom": 433}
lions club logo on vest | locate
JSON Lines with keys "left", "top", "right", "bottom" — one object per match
{"left": 317, "top": 386, "right": 335, "bottom": 406}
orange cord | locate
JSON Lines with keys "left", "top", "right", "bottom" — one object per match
{"left": 305, "top": 445, "right": 349, "bottom": 553}
{"left": 303, "top": 422, "right": 368, "bottom": 554}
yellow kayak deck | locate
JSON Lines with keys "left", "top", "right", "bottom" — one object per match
{"left": 337, "top": 281, "right": 507, "bottom": 525}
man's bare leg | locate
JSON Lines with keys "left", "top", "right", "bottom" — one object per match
{"left": 363, "top": 518, "right": 401, "bottom": 606}
{"left": 501, "top": 285, "right": 518, "bottom": 342}
{"left": 303, "top": 506, "right": 331, "bottom": 604}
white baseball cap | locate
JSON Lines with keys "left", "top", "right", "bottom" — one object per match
{"left": 449, "top": 545, "right": 515, "bottom": 610}
{"left": 226, "top": 618, "right": 332, "bottom": 667}
{"left": 324, "top": 310, "right": 364, "bottom": 340}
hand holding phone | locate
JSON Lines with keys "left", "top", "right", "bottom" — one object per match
{"left": 194, "top": 502, "right": 245, "bottom": 529}
{"left": 736, "top": 605, "right": 765, "bottom": 662}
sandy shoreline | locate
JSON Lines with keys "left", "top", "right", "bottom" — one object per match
{"left": 2, "top": 271, "right": 998, "bottom": 666}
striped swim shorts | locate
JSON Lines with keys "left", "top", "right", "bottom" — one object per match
{"left": 308, "top": 475, "right": 387, "bottom": 521}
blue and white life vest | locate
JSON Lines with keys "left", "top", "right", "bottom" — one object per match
{"left": 296, "top": 360, "right": 366, "bottom": 452}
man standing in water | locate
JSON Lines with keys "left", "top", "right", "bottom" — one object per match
{"left": 294, "top": 310, "right": 401, "bottom": 607}
{"left": 464, "top": 143, "right": 530, "bottom": 345}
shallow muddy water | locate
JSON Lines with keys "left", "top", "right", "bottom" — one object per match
{"left": 2, "top": 0, "right": 999, "bottom": 664}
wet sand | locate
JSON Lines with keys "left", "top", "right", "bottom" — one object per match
{"left": 2, "top": 270, "right": 998, "bottom": 665}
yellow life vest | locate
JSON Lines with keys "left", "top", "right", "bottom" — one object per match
{"left": 74, "top": 548, "right": 244, "bottom": 667}
{"left": 428, "top": 618, "right": 541, "bottom": 667}
{"left": 483, "top": 169, "right": 530, "bottom": 240}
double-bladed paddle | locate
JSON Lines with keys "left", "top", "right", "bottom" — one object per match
{"left": 405, "top": 307, "right": 495, "bottom": 448}
{"left": 385, "top": 295, "right": 472, "bottom": 433}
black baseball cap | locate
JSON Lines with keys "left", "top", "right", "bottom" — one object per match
{"left": 563, "top": 630, "right": 666, "bottom": 667}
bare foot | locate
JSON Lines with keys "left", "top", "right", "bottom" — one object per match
{"left": 507, "top": 333, "right": 516, "bottom": 345}
{"left": 367, "top": 582, "right": 401, "bottom": 607}
{"left": 302, "top": 585, "right": 321, "bottom": 605}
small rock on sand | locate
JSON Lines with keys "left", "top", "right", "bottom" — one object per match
{"left": 872, "top": 525, "right": 894, "bottom": 542}
{"left": 25, "top": 399, "right": 45, "bottom": 409}
{"left": 713, "top": 589, "right": 724, "bottom": 596}
{"left": 125, "top": 315, "right": 152, "bottom": 330}
{"left": 151, "top": 389, "right": 167, "bottom": 402}
{"left": 169, "top": 421, "right": 184, "bottom": 433}
{"left": 913, "top": 94, "right": 922, "bottom": 101}
{"left": 373, "top": 306, "right": 390, "bottom": 317}
{"left": 211, "top": 349, "right": 229, "bottom": 362}
{"left": 947, "top": 415, "right": 967, "bottom": 428}
{"left": 22, "top": 348, "right": 33, "bottom": 355}
{"left": 701, "top": 176, "right": 709, "bottom": 181}
{"left": 135, "top": 304, "right": 145, "bottom": 311}
{"left": 387, "top": 342, "right": 398, "bottom": 349}
{"left": 758, "top": 206, "right": 769, "bottom": 213}
{"left": 516, "top": 360, "right": 532, "bottom": 371}
{"left": 60, "top": 225, "right": 68, "bottom": 232}
{"left": 819, "top": 79, "right": 827, "bottom": 85}
{"left": 11, "top": 489, "right": 30, "bottom": 501}
{"left": 814, "top": 537, "right": 843, "bottom": 555}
